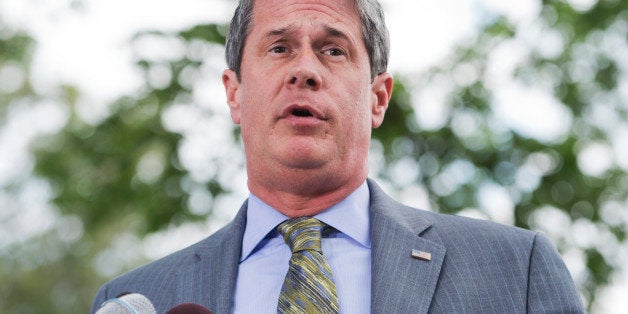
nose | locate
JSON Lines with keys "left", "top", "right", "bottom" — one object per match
{"left": 284, "top": 49, "right": 322, "bottom": 90}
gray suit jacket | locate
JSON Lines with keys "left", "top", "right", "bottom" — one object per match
{"left": 91, "top": 179, "right": 584, "bottom": 313}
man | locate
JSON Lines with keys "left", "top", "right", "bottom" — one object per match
{"left": 91, "top": 0, "right": 585, "bottom": 313}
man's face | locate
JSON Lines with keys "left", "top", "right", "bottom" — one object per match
{"left": 223, "top": 0, "right": 392, "bottom": 194}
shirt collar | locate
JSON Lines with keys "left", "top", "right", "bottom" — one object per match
{"left": 241, "top": 181, "right": 371, "bottom": 262}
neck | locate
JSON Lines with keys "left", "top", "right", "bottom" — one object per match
{"left": 247, "top": 169, "right": 367, "bottom": 218}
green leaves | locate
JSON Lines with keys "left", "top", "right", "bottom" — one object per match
{"left": 1, "top": 1, "right": 626, "bottom": 312}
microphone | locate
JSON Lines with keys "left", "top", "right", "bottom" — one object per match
{"left": 167, "top": 303, "right": 213, "bottom": 314}
{"left": 96, "top": 293, "right": 156, "bottom": 314}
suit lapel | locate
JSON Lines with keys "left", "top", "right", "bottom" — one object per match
{"left": 368, "top": 180, "right": 446, "bottom": 314}
{"left": 172, "top": 182, "right": 445, "bottom": 313}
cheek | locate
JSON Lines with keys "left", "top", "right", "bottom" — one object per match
{"left": 337, "top": 90, "right": 373, "bottom": 139}
{"left": 239, "top": 85, "right": 267, "bottom": 120}
{"left": 346, "top": 86, "right": 374, "bottom": 124}
{"left": 240, "top": 104, "right": 264, "bottom": 131}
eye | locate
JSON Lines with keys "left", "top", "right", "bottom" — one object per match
{"left": 270, "top": 46, "right": 288, "bottom": 54}
{"left": 323, "top": 47, "right": 345, "bottom": 57}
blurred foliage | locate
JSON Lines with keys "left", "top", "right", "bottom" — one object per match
{"left": 0, "top": 28, "right": 35, "bottom": 117}
{"left": 373, "top": 0, "right": 627, "bottom": 309}
{"left": 1, "top": 0, "right": 626, "bottom": 312}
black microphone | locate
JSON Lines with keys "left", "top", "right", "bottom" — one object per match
{"left": 166, "top": 303, "right": 213, "bottom": 314}
{"left": 95, "top": 292, "right": 156, "bottom": 314}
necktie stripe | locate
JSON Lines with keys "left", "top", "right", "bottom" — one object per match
{"left": 277, "top": 217, "right": 339, "bottom": 314}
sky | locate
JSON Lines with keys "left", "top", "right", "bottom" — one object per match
{"left": 0, "top": 0, "right": 581, "bottom": 144}
{"left": 1, "top": 0, "right": 531, "bottom": 100}
{"left": 0, "top": 0, "right": 626, "bottom": 312}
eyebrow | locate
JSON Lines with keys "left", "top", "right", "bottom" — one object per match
{"left": 323, "top": 25, "right": 351, "bottom": 42}
{"left": 265, "top": 25, "right": 297, "bottom": 38}
{"left": 264, "top": 24, "right": 353, "bottom": 43}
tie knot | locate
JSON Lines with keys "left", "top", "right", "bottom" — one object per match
{"left": 277, "top": 217, "right": 324, "bottom": 253}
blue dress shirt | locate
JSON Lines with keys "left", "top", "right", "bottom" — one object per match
{"left": 233, "top": 181, "right": 371, "bottom": 314}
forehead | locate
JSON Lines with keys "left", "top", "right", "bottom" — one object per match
{"left": 250, "top": 0, "right": 361, "bottom": 37}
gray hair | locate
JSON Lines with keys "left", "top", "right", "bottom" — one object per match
{"left": 225, "top": 0, "right": 390, "bottom": 81}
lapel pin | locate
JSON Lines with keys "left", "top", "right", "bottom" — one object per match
{"left": 411, "top": 249, "right": 432, "bottom": 261}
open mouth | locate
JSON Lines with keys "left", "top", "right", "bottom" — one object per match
{"left": 281, "top": 104, "right": 325, "bottom": 121}
{"left": 292, "top": 108, "right": 314, "bottom": 117}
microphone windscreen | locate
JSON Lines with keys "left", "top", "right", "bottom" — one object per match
{"left": 166, "top": 303, "right": 213, "bottom": 314}
{"left": 96, "top": 293, "right": 156, "bottom": 314}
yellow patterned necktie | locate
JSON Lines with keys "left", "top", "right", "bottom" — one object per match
{"left": 277, "top": 217, "right": 339, "bottom": 314}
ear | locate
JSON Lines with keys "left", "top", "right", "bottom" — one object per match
{"left": 222, "top": 69, "right": 242, "bottom": 124}
{"left": 371, "top": 72, "right": 393, "bottom": 128}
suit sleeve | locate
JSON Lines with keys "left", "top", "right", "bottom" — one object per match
{"left": 527, "top": 232, "right": 585, "bottom": 313}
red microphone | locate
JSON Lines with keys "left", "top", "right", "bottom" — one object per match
{"left": 166, "top": 303, "right": 212, "bottom": 314}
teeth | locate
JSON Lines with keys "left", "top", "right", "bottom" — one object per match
{"left": 292, "top": 109, "right": 313, "bottom": 117}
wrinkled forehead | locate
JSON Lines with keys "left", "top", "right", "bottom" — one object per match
{"left": 249, "top": 0, "right": 361, "bottom": 35}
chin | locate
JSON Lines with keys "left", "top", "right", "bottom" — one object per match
{"left": 279, "top": 156, "right": 327, "bottom": 170}
{"left": 275, "top": 143, "right": 330, "bottom": 168}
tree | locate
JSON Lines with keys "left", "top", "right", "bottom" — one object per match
{"left": 1, "top": 0, "right": 626, "bottom": 312}
{"left": 372, "top": 0, "right": 627, "bottom": 309}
